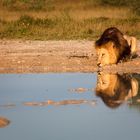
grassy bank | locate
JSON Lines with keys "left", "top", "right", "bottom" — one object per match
{"left": 0, "top": 0, "right": 140, "bottom": 40}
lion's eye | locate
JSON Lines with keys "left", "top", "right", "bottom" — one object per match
{"left": 102, "top": 80, "right": 106, "bottom": 84}
{"left": 102, "top": 53, "right": 105, "bottom": 56}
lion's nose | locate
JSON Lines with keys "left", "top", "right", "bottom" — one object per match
{"left": 97, "top": 62, "right": 102, "bottom": 67}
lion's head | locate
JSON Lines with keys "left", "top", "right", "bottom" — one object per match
{"left": 96, "top": 73, "right": 138, "bottom": 108}
{"left": 96, "top": 73, "right": 118, "bottom": 96}
{"left": 95, "top": 42, "right": 119, "bottom": 66}
{"left": 95, "top": 27, "right": 131, "bottom": 66}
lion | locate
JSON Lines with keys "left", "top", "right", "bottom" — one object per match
{"left": 95, "top": 73, "right": 138, "bottom": 108}
{"left": 95, "top": 27, "right": 137, "bottom": 66}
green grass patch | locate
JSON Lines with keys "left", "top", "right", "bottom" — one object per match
{"left": 0, "top": 15, "right": 140, "bottom": 40}
{"left": 0, "top": 0, "right": 140, "bottom": 40}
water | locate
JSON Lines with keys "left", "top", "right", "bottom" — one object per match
{"left": 0, "top": 73, "right": 140, "bottom": 140}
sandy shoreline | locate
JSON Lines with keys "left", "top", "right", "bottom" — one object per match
{"left": 0, "top": 40, "right": 140, "bottom": 74}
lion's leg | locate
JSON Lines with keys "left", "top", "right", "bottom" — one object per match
{"left": 130, "top": 37, "right": 137, "bottom": 55}
{"left": 124, "top": 35, "right": 137, "bottom": 59}
{"left": 127, "top": 78, "right": 138, "bottom": 101}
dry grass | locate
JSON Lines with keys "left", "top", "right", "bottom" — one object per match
{"left": 0, "top": 2, "right": 134, "bottom": 21}
{"left": 0, "top": 0, "right": 140, "bottom": 40}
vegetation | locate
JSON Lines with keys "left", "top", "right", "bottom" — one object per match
{"left": 99, "top": 0, "right": 140, "bottom": 15}
{"left": 0, "top": 0, "right": 140, "bottom": 40}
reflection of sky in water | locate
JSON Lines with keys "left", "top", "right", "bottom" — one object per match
{"left": 0, "top": 73, "right": 140, "bottom": 140}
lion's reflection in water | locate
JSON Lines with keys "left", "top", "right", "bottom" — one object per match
{"left": 96, "top": 73, "right": 139, "bottom": 108}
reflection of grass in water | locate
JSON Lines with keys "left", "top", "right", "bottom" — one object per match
{"left": 0, "top": 15, "right": 140, "bottom": 40}
{"left": 0, "top": 0, "right": 140, "bottom": 40}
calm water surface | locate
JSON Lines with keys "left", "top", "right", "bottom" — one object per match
{"left": 0, "top": 73, "right": 140, "bottom": 140}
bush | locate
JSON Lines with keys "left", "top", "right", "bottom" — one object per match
{"left": 99, "top": 0, "right": 140, "bottom": 15}
{"left": 18, "top": 15, "right": 34, "bottom": 26}
{"left": 99, "top": 0, "right": 129, "bottom": 6}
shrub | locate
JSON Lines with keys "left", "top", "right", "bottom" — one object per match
{"left": 99, "top": 0, "right": 140, "bottom": 15}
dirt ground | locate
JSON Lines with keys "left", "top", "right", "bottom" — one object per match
{"left": 0, "top": 40, "right": 140, "bottom": 74}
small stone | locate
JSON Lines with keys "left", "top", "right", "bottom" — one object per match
{"left": 0, "top": 117, "right": 10, "bottom": 128}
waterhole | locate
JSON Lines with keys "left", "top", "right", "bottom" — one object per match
{"left": 0, "top": 73, "right": 140, "bottom": 140}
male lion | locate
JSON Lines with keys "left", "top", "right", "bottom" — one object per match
{"left": 95, "top": 73, "right": 138, "bottom": 108}
{"left": 95, "top": 27, "right": 137, "bottom": 66}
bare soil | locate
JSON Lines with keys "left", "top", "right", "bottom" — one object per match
{"left": 0, "top": 40, "right": 140, "bottom": 74}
